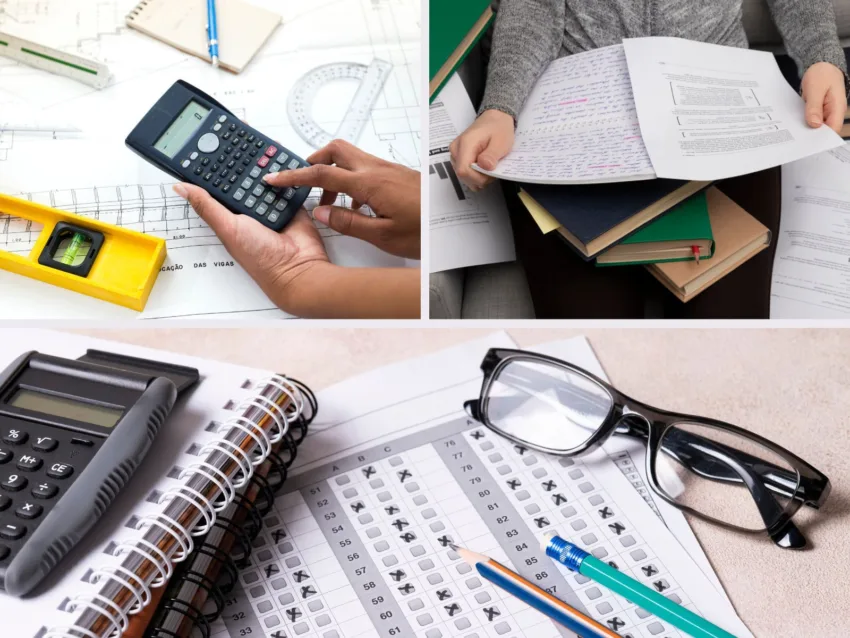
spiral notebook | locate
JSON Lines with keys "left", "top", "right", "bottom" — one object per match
{"left": 0, "top": 330, "right": 316, "bottom": 638}
{"left": 126, "top": 0, "right": 282, "bottom": 73}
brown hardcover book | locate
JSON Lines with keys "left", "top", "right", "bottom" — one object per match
{"left": 647, "top": 187, "right": 771, "bottom": 302}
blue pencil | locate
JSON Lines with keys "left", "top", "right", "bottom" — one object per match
{"left": 453, "top": 544, "right": 619, "bottom": 638}
{"left": 206, "top": 0, "right": 220, "bottom": 67}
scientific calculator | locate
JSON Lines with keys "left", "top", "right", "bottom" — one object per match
{"left": 0, "top": 349, "right": 198, "bottom": 596}
{"left": 126, "top": 80, "right": 311, "bottom": 232}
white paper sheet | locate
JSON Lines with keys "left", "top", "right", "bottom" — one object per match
{"left": 475, "top": 44, "right": 657, "bottom": 184}
{"left": 208, "top": 333, "right": 752, "bottom": 638}
{"left": 0, "top": 329, "right": 290, "bottom": 637}
{"left": 771, "top": 143, "right": 850, "bottom": 318}
{"left": 429, "top": 75, "right": 515, "bottom": 272}
{"left": 623, "top": 37, "right": 844, "bottom": 181}
{"left": 0, "top": 0, "right": 421, "bottom": 319}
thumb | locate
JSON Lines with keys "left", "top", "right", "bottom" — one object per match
{"left": 174, "top": 183, "right": 238, "bottom": 240}
{"left": 477, "top": 132, "right": 513, "bottom": 170}
{"left": 804, "top": 84, "right": 828, "bottom": 127}
{"left": 312, "top": 205, "right": 390, "bottom": 243}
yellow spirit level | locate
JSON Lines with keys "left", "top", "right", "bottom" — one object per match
{"left": 0, "top": 193, "right": 166, "bottom": 311}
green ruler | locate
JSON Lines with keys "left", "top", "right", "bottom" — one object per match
{"left": 0, "top": 29, "right": 110, "bottom": 89}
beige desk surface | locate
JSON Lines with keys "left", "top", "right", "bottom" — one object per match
{"left": 69, "top": 328, "right": 850, "bottom": 637}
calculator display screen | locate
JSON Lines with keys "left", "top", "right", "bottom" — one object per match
{"left": 153, "top": 100, "right": 211, "bottom": 158}
{"left": 9, "top": 389, "right": 123, "bottom": 427}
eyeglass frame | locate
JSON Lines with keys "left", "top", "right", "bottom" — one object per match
{"left": 463, "top": 348, "right": 831, "bottom": 550}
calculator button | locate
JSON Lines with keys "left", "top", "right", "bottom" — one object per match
{"left": 241, "top": 157, "right": 251, "bottom": 166}
{"left": 229, "top": 123, "right": 237, "bottom": 131}
{"left": 233, "top": 188, "right": 246, "bottom": 201}
{"left": 244, "top": 196, "right": 257, "bottom": 209}
{"left": 2, "top": 474, "right": 27, "bottom": 491}
{"left": 241, "top": 143, "right": 250, "bottom": 151}
{"left": 269, "top": 163, "right": 281, "bottom": 173}
{"left": 249, "top": 166, "right": 262, "bottom": 178}
{"left": 32, "top": 437, "right": 57, "bottom": 453}
{"left": 276, "top": 152, "right": 289, "bottom": 164}
{"left": 212, "top": 163, "right": 220, "bottom": 172}
{"left": 263, "top": 192, "right": 275, "bottom": 205}
{"left": 219, "top": 169, "right": 229, "bottom": 178}
{"left": 235, "top": 166, "right": 245, "bottom": 174}
{"left": 0, "top": 495, "right": 10, "bottom": 511}
{"left": 255, "top": 140, "right": 265, "bottom": 149}
{"left": 268, "top": 212, "right": 280, "bottom": 223}
{"left": 256, "top": 203, "right": 268, "bottom": 216}
{"left": 193, "top": 167, "right": 203, "bottom": 176}
{"left": 3, "top": 430, "right": 27, "bottom": 445}
{"left": 265, "top": 145, "right": 278, "bottom": 158}
{"left": 214, "top": 178, "right": 223, "bottom": 187}
{"left": 32, "top": 482, "right": 58, "bottom": 499}
{"left": 223, "top": 131, "right": 232, "bottom": 140}
{"left": 241, "top": 178, "right": 254, "bottom": 190}
{"left": 201, "top": 157, "right": 210, "bottom": 166}
{"left": 16, "top": 454, "right": 41, "bottom": 472}
{"left": 222, "top": 184, "right": 232, "bottom": 193}
{"left": 218, "top": 115, "right": 227, "bottom": 123}
{"left": 197, "top": 132, "right": 220, "bottom": 153}
{"left": 223, "top": 146, "right": 234, "bottom": 154}
{"left": 234, "top": 152, "right": 243, "bottom": 160}
{"left": 0, "top": 524, "right": 25, "bottom": 541}
{"left": 252, "top": 184, "right": 265, "bottom": 197}
{"left": 228, "top": 160, "right": 236, "bottom": 169}
{"left": 0, "top": 545, "right": 8, "bottom": 561}
{"left": 283, "top": 188, "right": 296, "bottom": 200}
{"left": 16, "top": 502, "right": 42, "bottom": 520}
{"left": 249, "top": 149, "right": 259, "bottom": 157}
{"left": 239, "top": 129, "right": 247, "bottom": 136}
{"left": 247, "top": 134, "right": 256, "bottom": 143}
{"left": 257, "top": 156, "right": 270, "bottom": 168}
{"left": 274, "top": 199, "right": 288, "bottom": 212}
{"left": 287, "top": 159, "right": 300, "bottom": 170}
{"left": 0, "top": 449, "right": 11, "bottom": 464}
{"left": 218, "top": 154, "right": 226, "bottom": 163}
{"left": 213, "top": 123, "right": 222, "bottom": 132}
{"left": 229, "top": 176, "right": 239, "bottom": 185}
{"left": 70, "top": 438, "right": 93, "bottom": 447}
{"left": 46, "top": 463, "right": 73, "bottom": 479}
{"left": 190, "top": 151, "right": 199, "bottom": 161}
{"left": 203, "top": 172, "right": 213, "bottom": 181}
{"left": 181, "top": 159, "right": 191, "bottom": 169}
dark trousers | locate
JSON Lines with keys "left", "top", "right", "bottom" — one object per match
{"left": 506, "top": 167, "right": 782, "bottom": 319}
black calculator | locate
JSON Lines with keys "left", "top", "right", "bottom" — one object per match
{"left": 0, "top": 349, "right": 198, "bottom": 596}
{"left": 126, "top": 80, "right": 311, "bottom": 232}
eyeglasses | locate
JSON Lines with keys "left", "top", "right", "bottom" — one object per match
{"left": 464, "top": 348, "right": 830, "bottom": 549}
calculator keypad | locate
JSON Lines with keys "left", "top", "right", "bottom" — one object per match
{"left": 0, "top": 421, "right": 101, "bottom": 566}
{"left": 180, "top": 113, "right": 309, "bottom": 227}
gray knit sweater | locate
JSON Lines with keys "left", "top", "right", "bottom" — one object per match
{"left": 481, "top": 0, "right": 848, "bottom": 120}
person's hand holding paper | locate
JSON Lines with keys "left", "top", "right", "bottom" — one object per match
{"left": 801, "top": 61, "right": 848, "bottom": 134}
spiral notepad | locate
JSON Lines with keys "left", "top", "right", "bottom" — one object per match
{"left": 0, "top": 330, "right": 317, "bottom": 638}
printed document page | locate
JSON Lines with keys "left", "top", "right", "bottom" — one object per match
{"left": 475, "top": 44, "right": 657, "bottom": 184}
{"left": 622, "top": 37, "right": 843, "bottom": 181}
{"left": 429, "top": 75, "right": 515, "bottom": 272}
{"left": 771, "top": 144, "right": 850, "bottom": 318}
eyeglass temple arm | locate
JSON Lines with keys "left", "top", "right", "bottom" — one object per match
{"left": 665, "top": 433, "right": 806, "bottom": 549}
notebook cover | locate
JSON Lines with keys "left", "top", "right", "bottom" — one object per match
{"left": 429, "top": 0, "right": 493, "bottom": 99}
{"left": 520, "top": 178, "right": 702, "bottom": 258}
{"left": 647, "top": 187, "right": 771, "bottom": 301}
{"left": 126, "top": 0, "right": 281, "bottom": 74}
{"left": 619, "top": 191, "right": 711, "bottom": 245}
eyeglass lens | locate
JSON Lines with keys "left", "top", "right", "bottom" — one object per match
{"left": 655, "top": 422, "right": 801, "bottom": 531}
{"left": 484, "top": 359, "right": 613, "bottom": 451}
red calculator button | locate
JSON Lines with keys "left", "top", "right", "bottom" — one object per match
{"left": 257, "top": 156, "right": 270, "bottom": 168}
{"left": 265, "top": 145, "right": 278, "bottom": 158}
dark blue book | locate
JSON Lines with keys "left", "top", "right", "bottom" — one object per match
{"left": 519, "top": 179, "right": 710, "bottom": 260}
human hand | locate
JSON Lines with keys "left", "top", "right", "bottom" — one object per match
{"left": 801, "top": 62, "right": 848, "bottom": 134}
{"left": 449, "top": 109, "right": 515, "bottom": 191}
{"left": 263, "top": 140, "right": 420, "bottom": 260}
{"left": 173, "top": 183, "right": 331, "bottom": 315}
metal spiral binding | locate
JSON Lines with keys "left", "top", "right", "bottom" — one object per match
{"left": 45, "top": 375, "right": 306, "bottom": 638}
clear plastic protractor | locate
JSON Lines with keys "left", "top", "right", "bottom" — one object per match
{"left": 286, "top": 58, "right": 392, "bottom": 149}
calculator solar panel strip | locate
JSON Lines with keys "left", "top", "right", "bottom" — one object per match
{"left": 0, "top": 350, "right": 199, "bottom": 596}
{"left": 126, "top": 80, "right": 312, "bottom": 232}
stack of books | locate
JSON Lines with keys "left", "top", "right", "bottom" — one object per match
{"left": 520, "top": 179, "right": 772, "bottom": 302}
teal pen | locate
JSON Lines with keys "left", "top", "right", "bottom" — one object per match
{"left": 542, "top": 533, "right": 737, "bottom": 638}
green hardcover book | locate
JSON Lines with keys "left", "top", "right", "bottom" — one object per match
{"left": 596, "top": 192, "right": 714, "bottom": 266}
{"left": 429, "top": 0, "right": 494, "bottom": 101}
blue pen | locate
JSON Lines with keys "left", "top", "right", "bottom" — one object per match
{"left": 206, "top": 0, "right": 220, "bottom": 67}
